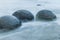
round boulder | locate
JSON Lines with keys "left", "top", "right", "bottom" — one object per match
{"left": 13, "top": 10, "right": 34, "bottom": 22}
{"left": 36, "top": 10, "right": 56, "bottom": 21}
{"left": 0, "top": 15, "right": 21, "bottom": 31}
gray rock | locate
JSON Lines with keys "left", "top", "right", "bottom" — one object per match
{"left": 37, "top": 4, "right": 41, "bottom": 6}
{"left": 13, "top": 10, "right": 34, "bottom": 22}
{"left": 0, "top": 15, "right": 21, "bottom": 31}
{"left": 36, "top": 10, "right": 56, "bottom": 21}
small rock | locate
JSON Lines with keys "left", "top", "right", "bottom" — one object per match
{"left": 0, "top": 15, "right": 21, "bottom": 31}
{"left": 36, "top": 10, "right": 56, "bottom": 21}
{"left": 37, "top": 4, "right": 41, "bottom": 6}
{"left": 13, "top": 10, "right": 34, "bottom": 22}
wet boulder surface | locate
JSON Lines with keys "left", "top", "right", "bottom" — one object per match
{"left": 13, "top": 10, "right": 34, "bottom": 22}
{"left": 36, "top": 10, "right": 56, "bottom": 21}
{"left": 0, "top": 15, "right": 21, "bottom": 31}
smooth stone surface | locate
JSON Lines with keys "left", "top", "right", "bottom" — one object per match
{"left": 36, "top": 10, "right": 56, "bottom": 21}
{"left": 0, "top": 15, "right": 21, "bottom": 31}
{"left": 13, "top": 10, "right": 34, "bottom": 22}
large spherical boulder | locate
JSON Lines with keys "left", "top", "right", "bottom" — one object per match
{"left": 0, "top": 15, "right": 21, "bottom": 31}
{"left": 36, "top": 10, "right": 56, "bottom": 21}
{"left": 13, "top": 10, "right": 34, "bottom": 22}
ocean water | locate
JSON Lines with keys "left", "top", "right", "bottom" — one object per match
{"left": 0, "top": 0, "right": 60, "bottom": 40}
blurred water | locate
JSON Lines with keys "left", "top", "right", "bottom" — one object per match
{"left": 0, "top": 0, "right": 60, "bottom": 40}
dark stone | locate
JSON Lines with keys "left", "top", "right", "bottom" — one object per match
{"left": 13, "top": 10, "right": 34, "bottom": 22}
{"left": 36, "top": 10, "right": 56, "bottom": 21}
{"left": 37, "top": 4, "right": 41, "bottom": 6}
{"left": 0, "top": 15, "right": 21, "bottom": 31}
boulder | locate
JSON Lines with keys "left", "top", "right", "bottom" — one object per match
{"left": 0, "top": 15, "right": 21, "bottom": 31}
{"left": 36, "top": 10, "right": 56, "bottom": 21}
{"left": 13, "top": 10, "right": 34, "bottom": 22}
